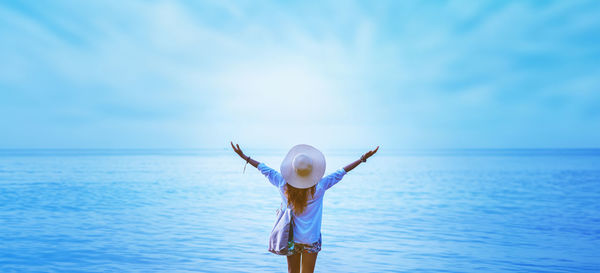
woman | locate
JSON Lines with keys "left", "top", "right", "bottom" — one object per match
{"left": 231, "top": 142, "right": 379, "bottom": 273}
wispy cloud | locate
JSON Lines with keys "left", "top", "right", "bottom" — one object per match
{"left": 1, "top": 1, "right": 599, "bottom": 149}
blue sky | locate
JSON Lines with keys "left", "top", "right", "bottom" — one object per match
{"left": 1, "top": 0, "right": 599, "bottom": 149}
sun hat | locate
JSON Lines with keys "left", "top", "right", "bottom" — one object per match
{"left": 280, "top": 144, "right": 326, "bottom": 189}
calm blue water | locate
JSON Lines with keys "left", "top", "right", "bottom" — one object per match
{"left": 0, "top": 149, "right": 599, "bottom": 272}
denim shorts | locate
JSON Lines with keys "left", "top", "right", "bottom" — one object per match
{"left": 288, "top": 235, "right": 322, "bottom": 255}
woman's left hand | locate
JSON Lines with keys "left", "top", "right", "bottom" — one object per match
{"left": 230, "top": 141, "right": 246, "bottom": 159}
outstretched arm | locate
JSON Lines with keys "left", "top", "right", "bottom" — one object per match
{"left": 232, "top": 141, "right": 284, "bottom": 187}
{"left": 230, "top": 141, "right": 259, "bottom": 168}
{"left": 343, "top": 146, "right": 379, "bottom": 173}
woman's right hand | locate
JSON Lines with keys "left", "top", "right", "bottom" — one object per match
{"left": 361, "top": 146, "right": 380, "bottom": 162}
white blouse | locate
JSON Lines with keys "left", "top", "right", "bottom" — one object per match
{"left": 258, "top": 162, "right": 347, "bottom": 244}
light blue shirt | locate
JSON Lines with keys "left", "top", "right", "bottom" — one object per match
{"left": 258, "top": 162, "right": 347, "bottom": 244}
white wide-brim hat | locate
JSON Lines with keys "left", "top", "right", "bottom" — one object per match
{"left": 280, "top": 144, "right": 326, "bottom": 189}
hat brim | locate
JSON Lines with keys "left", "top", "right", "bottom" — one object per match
{"left": 280, "top": 144, "right": 326, "bottom": 189}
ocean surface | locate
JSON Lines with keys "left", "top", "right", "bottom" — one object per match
{"left": 0, "top": 149, "right": 599, "bottom": 272}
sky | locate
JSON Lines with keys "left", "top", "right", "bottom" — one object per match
{"left": 1, "top": 0, "right": 599, "bottom": 150}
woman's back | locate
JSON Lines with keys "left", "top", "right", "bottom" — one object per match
{"left": 259, "top": 163, "right": 347, "bottom": 244}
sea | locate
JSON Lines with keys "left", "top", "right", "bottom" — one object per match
{"left": 0, "top": 149, "right": 599, "bottom": 272}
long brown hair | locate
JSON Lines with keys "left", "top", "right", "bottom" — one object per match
{"left": 285, "top": 183, "right": 316, "bottom": 215}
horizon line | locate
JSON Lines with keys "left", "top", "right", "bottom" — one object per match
{"left": 1, "top": 147, "right": 600, "bottom": 150}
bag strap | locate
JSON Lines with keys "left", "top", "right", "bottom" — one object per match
{"left": 277, "top": 202, "right": 295, "bottom": 242}
{"left": 289, "top": 206, "right": 294, "bottom": 241}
